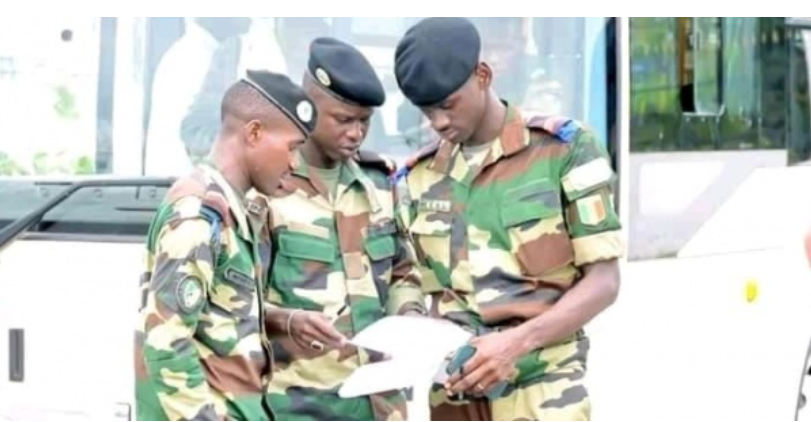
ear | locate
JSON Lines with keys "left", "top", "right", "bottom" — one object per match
{"left": 243, "top": 119, "right": 263, "bottom": 147}
{"left": 474, "top": 62, "right": 492, "bottom": 90}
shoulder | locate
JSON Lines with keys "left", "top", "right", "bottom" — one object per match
{"left": 157, "top": 171, "right": 229, "bottom": 237}
{"left": 355, "top": 149, "right": 397, "bottom": 176}
{"left": 524, "top": 114, "right": 586, "bottom": 145}
{"left": 392, "top": 140, "right": 441, "bottom": 183}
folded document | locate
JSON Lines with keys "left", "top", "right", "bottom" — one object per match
{"left": 338, "top": 315, "right": 473, "bottom": 398}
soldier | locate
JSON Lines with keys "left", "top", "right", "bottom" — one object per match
{"left": 261, "top": 37, "right": 426, "bottom": 421}
{"left": 134, "top": 69, "right": 318, "bottom": 421}
{"left": 393, "top": 17, "right": 623, "bottom": 421}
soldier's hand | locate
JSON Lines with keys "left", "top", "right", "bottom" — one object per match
{"left": 288, "top": 310, "right": 347, "bottom": 352}
{"left": 444, "top": 330, "right": 523, "bottom": 397}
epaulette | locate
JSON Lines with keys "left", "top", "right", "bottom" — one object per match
{"left": 355, "top": 149, "right": 397, "bottom": 176}
{"left": 392, "top": 140, "right": 441, "bottom": 183}
{"left": 524, "top": 114, "right": 581, "bottom": 143}
{"left": 165, "top": 172, "right": 226, "bottom": 263}
{"left": 166, "top": 171, "right": 230, "bottom": 222}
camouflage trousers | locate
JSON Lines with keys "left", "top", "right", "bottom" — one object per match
{"left": 428, "top": 333, "right": 590, "bottom": 421}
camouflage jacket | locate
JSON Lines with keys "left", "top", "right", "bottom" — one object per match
{"left": 264, "top": 150, "right": 424, "bottom": 421}
{"left": 135, "top": 164, "right": 275, "bottom": 421}
{"left": 396, "top": 105, "right": 624, "bottom": 385}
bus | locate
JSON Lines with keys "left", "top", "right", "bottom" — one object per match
{"left": 0, "top": 17, "right": 809, "bottom": 421}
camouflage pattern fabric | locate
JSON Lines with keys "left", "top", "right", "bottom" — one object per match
{"left": 135, "top": 163, "right": 276, "bottom": 421}
{"left": 397, "top": 105, "right": 623, "bottom": 420}
{"left": 264, "top": 150, "right": 425, "bottom": 421}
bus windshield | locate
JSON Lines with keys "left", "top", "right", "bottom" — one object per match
{"left": 0, "top": 17, "right": 616, "bottom": 236}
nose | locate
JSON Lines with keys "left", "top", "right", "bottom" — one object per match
{"left": 428, "top": 111, "right": 451, "bottom": 134}
{"left": 346, "top": 122, "right": 364, "bottom": 142}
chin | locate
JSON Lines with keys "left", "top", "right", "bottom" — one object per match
{"left": 333, "top": 151, "right": 354, "bottom": 162}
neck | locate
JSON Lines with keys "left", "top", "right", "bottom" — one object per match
{"left": 211, "top": 144, "right": 250, "bottom": 196}
{"left": 467, "top": 95, "right": 507, "bottom": 147}
{"left": 301, "top": 140, "right": 339, "bottom": 169}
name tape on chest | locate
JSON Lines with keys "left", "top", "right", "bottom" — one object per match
{"left": 418, "top": 199, "right": 452, "bottom": 213}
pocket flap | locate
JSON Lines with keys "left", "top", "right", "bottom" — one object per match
{"left": 501, "top": 180, "right": 562, "bottom": 227}
{"left": 501, "top": 203, "right": 559, "bottom": 228}
{"left": 277, "top": 230, "right": 336, "bottom": 263}
{"left": 364, "top": 235, "right": 396, "bottom": 260}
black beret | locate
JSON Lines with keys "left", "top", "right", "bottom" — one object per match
{"left": 394, "top": 17, "right": 481, "bottom": 107}
{"left": 307, "top": 37, "right": 385, "bottom": 107}
{"left": 241, "top": 69, "right": 318, "bottom": 137}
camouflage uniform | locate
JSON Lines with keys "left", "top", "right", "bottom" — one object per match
{"left": 264, "top": 149, "right": 425, "bottom": 421}
{"left": 135, "top": 163, "right": 275, "bottom": 421}
{"left": 397, "top": 107, "right": 624, "bottom": 421}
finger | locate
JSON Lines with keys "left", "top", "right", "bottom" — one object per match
{"left": 467, "top": 371, "right": 502, "bottom": 397}
{"left": 444, "top": 351, "right": 484, "bottom": 390}
{"left": 293, "top": 331, "right": 327, "bottom": 352}
{"left": 296, "top": 319, "right": 343, "bottom": 350}
{"left": 310, "top": 318, "right": 348, "bottom": 346}
{"left": 291, "top": 333, "right": 314, "bottom": 351}
{"left": 460, "top": 350, "right": 485, "bottom": 376}
{"left": 448, "top": 362, "right": 492, "bottom": 395}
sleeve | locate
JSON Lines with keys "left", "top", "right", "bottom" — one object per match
{"left": 386, "top": 176, "right": 427, "bottom": 316}
{"left": 559, "top": 128, "right": 625, "bottom": 266}
{"left": 263, "top": 207, "right": 284, "bottom": 307}
{"left": 140, "top": 214, "right": 222, "bottom": 421}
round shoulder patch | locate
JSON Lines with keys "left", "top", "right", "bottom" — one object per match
{"left": 176, "top": 276, "right": 205, "bottom": 313}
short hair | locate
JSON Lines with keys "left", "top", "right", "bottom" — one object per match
{"left": 220, "top": 80, "right": 275, "bottom": 123}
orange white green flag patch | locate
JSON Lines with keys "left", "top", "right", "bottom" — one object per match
{"left": 577, "top": 194, "right": 607, "bottom": 226}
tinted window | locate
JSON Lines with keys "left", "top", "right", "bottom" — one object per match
{"left": 0, "top": 180, "right": 170, "bottom": 239}
{"left": 630, "top": 17, "right": 811, "bottom": 155}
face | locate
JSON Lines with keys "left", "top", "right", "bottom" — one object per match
{"left": 243, "top": 118, "right": 306, "bottom": 195}
{"left": 311, "top": 94, "right": 372, "bottom": 161}
{"left": 418, "top": 63, "right": 491, "bottom": 144}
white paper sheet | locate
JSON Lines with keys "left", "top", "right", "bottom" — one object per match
{"left": 338, "top": 316, "right": 472, "bottom": 398}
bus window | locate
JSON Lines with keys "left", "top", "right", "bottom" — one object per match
{"left": 0, "top": 18, "right": 103, "bottom": 233}
{"left": 628, "top": 17, "right": 811, "bottom": 261}
{"left": 136, "top": 17, "right": 616, "bottom": 171}
{"left": 0, "top": 18, "right": 100, "bottom": 178}
{"left": 0, "top": 17, "right": 619, "bottom": 236}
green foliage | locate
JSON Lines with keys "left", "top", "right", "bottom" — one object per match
{"left": 0, "top": 151, "right": 28, "bottom": 176}
{"left": 0, "top": 150, "right": 95, "bottom": 176}
{"left": 53, "top": 85, "right": 79, "bottom": 120}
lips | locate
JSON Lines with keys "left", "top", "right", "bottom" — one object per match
{"left": 340, "top": 145, "right": 359, "bottom": 156}
{"left": 440, "top": 130, "right": 458, "bottom": 142}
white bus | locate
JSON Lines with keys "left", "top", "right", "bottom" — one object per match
{"left": 0, "top": 17, "right": 809, "bottom": 421}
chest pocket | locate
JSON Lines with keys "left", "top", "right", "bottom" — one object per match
{"left": 364, "top": 220, "right": 397, "bottom": 261}
{"left": 272, "top": 229, "right": 337, "bottom": 291}
{"left": 363, "top": 219, "right": 398, "bottom": 305}
{"left": 500, "top": 181, "right": 574, "bottom": 278}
